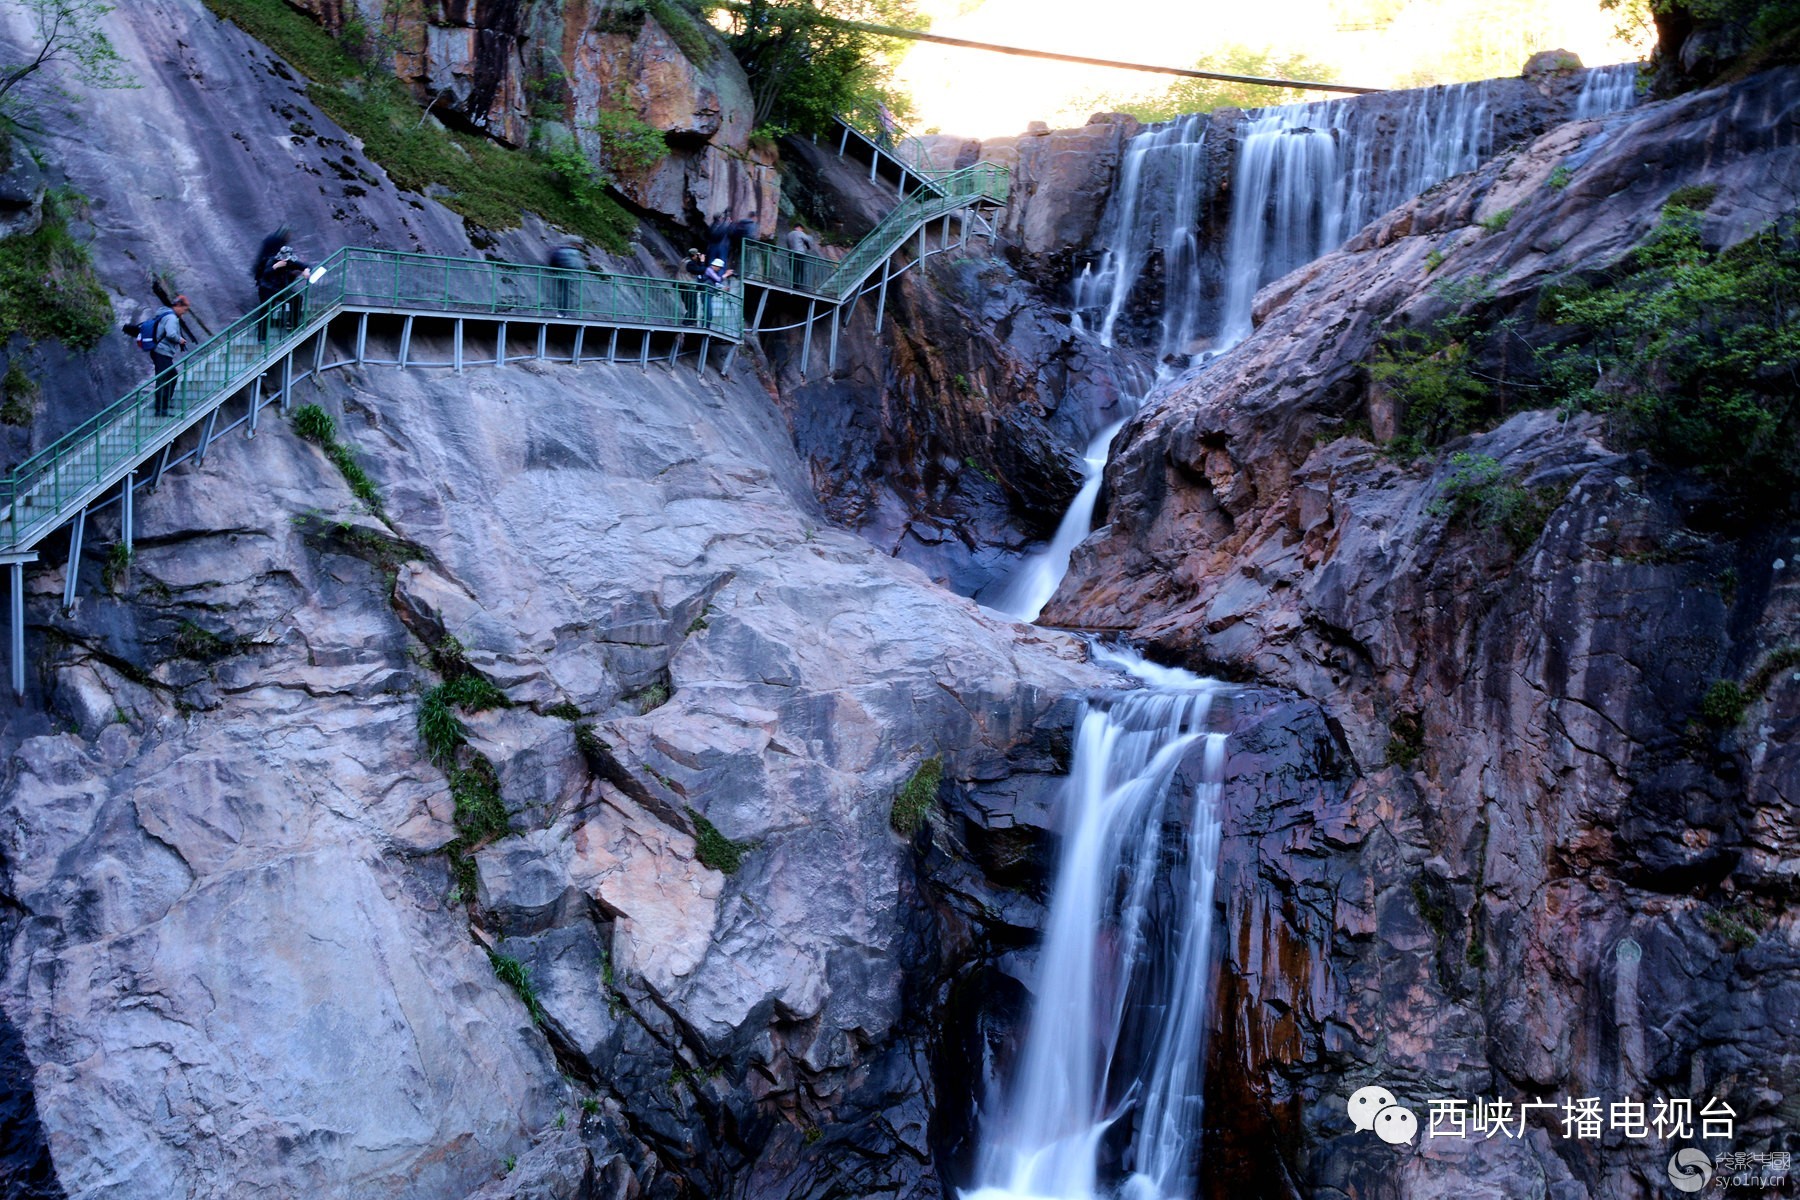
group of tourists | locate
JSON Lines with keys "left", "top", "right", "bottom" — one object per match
{"left": 125, "top": 228, "right": 313, "bottom": 423}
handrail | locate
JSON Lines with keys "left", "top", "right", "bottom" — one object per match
{"left": 739, "top": 162, "right": 1009, "bottom": 301}
{"left": 839, "top": 112, "right": 946, "bottom": 182}
{"left": 0, "top": 246, "right": 741, "bottom": 552}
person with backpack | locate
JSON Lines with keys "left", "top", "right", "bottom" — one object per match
{"left": 136, "top": 295, "right": 190, "bottom": 419}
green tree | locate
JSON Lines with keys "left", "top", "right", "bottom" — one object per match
{"left": 712, "top": 0, "right": 919, "bottom": 136}
{"left": 0, "top": 0, "right": 134, "bottom": 117}
{"left": 1088, "top": 45, "right": 1340, "bottom": 121}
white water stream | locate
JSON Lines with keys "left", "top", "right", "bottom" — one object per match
{"left": 971, "top": 67, "right": 1639, "bottom": 1195}
{"left": 966, "top": 649, "right": 1226, "bottom": 1200}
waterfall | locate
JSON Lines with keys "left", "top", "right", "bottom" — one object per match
{"left": 989, "top": 420, "right": 1126, "bottom": 623}
{"left": 1218, "top": 80, "right": 1499, "bottom": 343}
{"left": 966, "top": 648, "right": 1226, "bottom": 1200}
{"left": 1573, "top": 61, "right": 1642, "bottom": 119}
{"left": 1071, "top": 114, "right": 1212, "bottom": 358}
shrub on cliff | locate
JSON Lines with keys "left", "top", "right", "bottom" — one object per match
{"left": 200, "top": 0, "right": 635, "bottom": 250}
{"left": 1544, "top": 201, "right": 1799, "bottom": 502}
{"left": 0, "top": 186, "right": 110, "bottom": 349}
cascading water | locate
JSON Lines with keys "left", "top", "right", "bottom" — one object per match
{"left": 970, "top": 60, "right": 1650, "bottom": 1199}
{"left": 1217, "top": 79, "right": 1500, "bottom": 344}
{"left": 1071, "top": 114, "right": 1212, "bottom": 358}
{"left": 1573, "top": 61, "right": 1642, "bottom": 119}
{"left": 966, "top": 647, "right": 1227, "bottom": 1200}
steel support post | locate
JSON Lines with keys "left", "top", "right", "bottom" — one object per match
{"left": 279, "top": 353, "right": 293, "bottom": 414}
{"left": 572, "top": 326, "right": 584, "bottom": 366}
{"left": 827, "top": 303, "right": 841, "bottom": 372}
{"left": 875, "top": 257, "right": 891, "bottom": 331}
{"left": 62, "top": 509, "right": 85, "bottom": 610}
{"left": 454, "top": 319, "right": 464, "bottom": 373}
{"left": 536, "top": 323, "right": 547, "bottom": 361}
{"left": 801, "top": 300, "right": 816, "bottom": 375}
{"left": 121, "top": 471, "right": 134, "bottom": 554}
{"left": 399, "top": 315, "right": 414, "bottom": 369}
{"left": 355, "top": 313, "right": 368, "bottom": 365}
{"left": 196, "top": 409, "right": 218, "bottom": 466}
{"left": 607, "top": 329, "right": 619, "bottom": 364}
{"left": 497, "top": 322, "right": 507, "bottom": 368}
{"left": 7, "top": 558, "right": 27, "bottom": 699}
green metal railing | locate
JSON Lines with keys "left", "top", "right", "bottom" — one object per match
{"left": 0, "top": 246, "right": 740, "bottom": 553}
{"left": 739, "top": 162, "right": 1010, "bottom": 301}
{"left": 840, "top": 113, "right": 947, "bottom": 183}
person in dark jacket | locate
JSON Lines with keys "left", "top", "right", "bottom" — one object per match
{"left": 257, "top": 243, "right": 311, "bottom": 337}
{"left": 548, "top": 243, "right": 585, "bottom": 314}
{"left": 680, "top": 248, "right": 707, "bottom": 325}
{"left": 704, "top": 218, "right": 757, "bottom": 271}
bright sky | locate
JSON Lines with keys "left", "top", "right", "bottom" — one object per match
{"left": 892, "top": 0, "right": 1649, "bottom": 137}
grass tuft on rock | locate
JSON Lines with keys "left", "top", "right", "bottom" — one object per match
{"left": 488, "top": 951, "right": 546, "bottom": 1024}
{"left": 0, "top": 188, "right": 111, "bottom": 349}
{"left": 687, "top": 806, "right": 750, "bottom": 874}
{"left": 890, "top": 756, "right": 943, "bottom": 837}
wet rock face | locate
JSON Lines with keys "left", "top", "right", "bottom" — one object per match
{"left": 764, "top": 138, "right": 1141, "bottom": 599}
{"left": 0, "top": 338, "right": 1110, "bottom": 1198}
{"left": 1044, "top": 68, "right": 1800, "bottom": 1199}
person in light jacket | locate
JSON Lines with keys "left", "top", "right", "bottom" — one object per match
{"left": 149, "top": 296, "right": 190, "bottom": 418}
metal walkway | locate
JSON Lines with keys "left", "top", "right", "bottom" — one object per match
{"left": 735, "top": 118, "right": 1010, "bottom": 374}
{"left": 0, "top": 118, "right": 1011, "bottom": 700}
{"left": 0, "top": 247, "right": 744, "bottom": 696}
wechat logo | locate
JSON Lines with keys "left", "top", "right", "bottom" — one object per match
{"left": 1348, "top": 1084, "right": 1418, "bottom": 1147}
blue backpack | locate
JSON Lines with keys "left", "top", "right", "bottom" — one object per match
{"left": 130, "top": 308, "right": 170, "bottom": 353}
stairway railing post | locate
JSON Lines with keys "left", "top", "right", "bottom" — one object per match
{"left": 801, "top": 300, "right": 816, "bottom": 375}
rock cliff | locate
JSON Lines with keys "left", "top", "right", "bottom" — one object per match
{"left": 0, "top": 4, "right": 1123, "bottom": 1198}
{"left": 1045, "top": 67, "right": 1800, "bottom": 1199}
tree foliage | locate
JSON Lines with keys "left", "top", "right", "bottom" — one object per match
{"left": 0, "top": 0, "right": 134, "bottom": 118}
{"left": 1544, "top": 200, "right": 1800, "bottom": 499}
{"left": 712, "top": 0, "right": 919, "bottom": 136}
{"left": 1094, "top": 45, "right": 1342, "bottom": 121}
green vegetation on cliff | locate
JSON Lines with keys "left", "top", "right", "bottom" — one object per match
{"left": 1091, "top": 45, "right": 1342, "bottom": 120}
{"left": 198, "top": 0, "right": 634, "bottom": 250}
{"left": 1544, "top": 200, "right": 1799, "bottom": 498}
{"left": 0, "top": 186, "right": 110, "bottom": 349}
